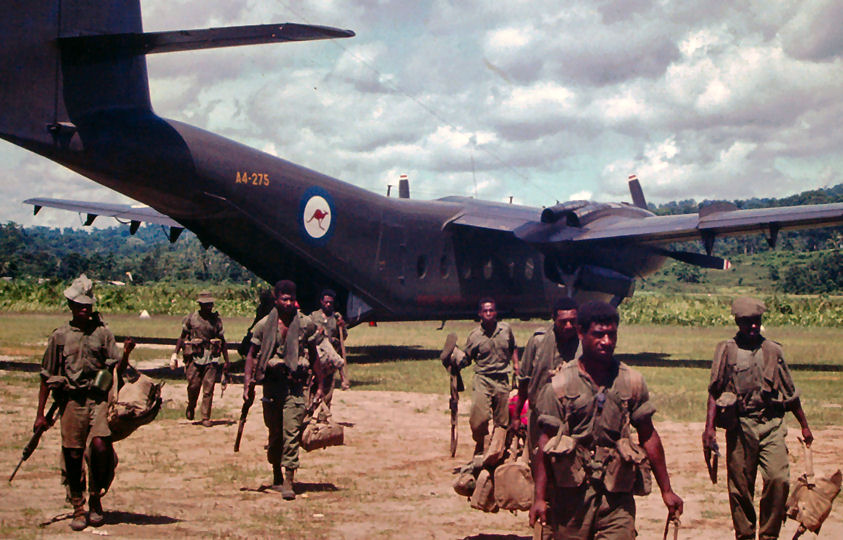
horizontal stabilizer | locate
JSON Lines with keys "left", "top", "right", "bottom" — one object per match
{"left": 58, "top": 23, "right": 355, "bottom": 57}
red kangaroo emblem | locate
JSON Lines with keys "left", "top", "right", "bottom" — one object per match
{"left": 307, "top": 208, "right": 330, "bottom": 230}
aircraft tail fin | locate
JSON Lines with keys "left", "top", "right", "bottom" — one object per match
{"left": 627, "top": 174, "right": 647, "bottom": 209}
{"left": 0, "top": 0, "right": 151, "bottom": 149}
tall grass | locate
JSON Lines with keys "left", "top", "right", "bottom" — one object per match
{"left": 621, "top": 293, "right": 843, "bottom": 327}
{"left": 0, "top": 279, "right": 263, "bottom": 316}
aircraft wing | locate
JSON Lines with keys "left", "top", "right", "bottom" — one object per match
{"left": 514, "top": 202, "right": 843, "bottom": 246}
{"left": 23, "top": 197, "right": 182, "bottom": 228}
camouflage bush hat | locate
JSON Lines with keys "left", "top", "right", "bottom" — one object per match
{"left": 731, "top": 296, "right": 766, "bottom": 318}
{"left": 64, "top": 274, "right": 96, "bottom": 305}
{"left": 197, "top": 291, "right": 215, "bottom": 304}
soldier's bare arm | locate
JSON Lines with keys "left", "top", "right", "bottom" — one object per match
{"left": 243, "top": 343, "right": 258, "bottom": 403}
{"left": 33, "top": 378, "right": 51, "bottom": 432}
{"left": 118, "top": 337, "right": 135, "bottom": 373}
{"left": 788, "top": 398, "right": 813, "bottom": 445}
{"left": 638, "top": 417, "right": 683, "bottom": 517}
{"left": 309, "top": 342, "right": 326, "bottom": 400}
{"left": 702, "top": 394, "right": 718, "bottom": 448}
{"left": 529, "top": 429, "right": 551, "bottom": 527}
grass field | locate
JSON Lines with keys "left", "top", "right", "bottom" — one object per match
{"left": 1, "top": 312, "right": 841, "bottom": 427}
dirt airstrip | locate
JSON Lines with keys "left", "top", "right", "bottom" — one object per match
{"left": 2, "top": 358, "right": 842, "bottom": 539}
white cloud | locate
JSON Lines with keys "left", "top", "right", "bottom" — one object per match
{"left": 1, "top": 0, "right": 842, "bottom": 232}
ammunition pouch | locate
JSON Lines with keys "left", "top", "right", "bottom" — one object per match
{"left": 469, "top": 469, "right": 498, "bottom": 513}
{"left": 604, "top": 439, "right": 652, "bottom": 495}
{"left": 714, "top": 391, "right": 739, "bottom": 430}
{"left": 543, "top": 433, "right": 588, "bottom": 488}
{"left": 183, "top": 339, "right": 205, "bottom": 358}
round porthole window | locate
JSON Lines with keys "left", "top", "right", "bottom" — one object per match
{"left": 483, "top": 259, "right": 493, "bottom": 280}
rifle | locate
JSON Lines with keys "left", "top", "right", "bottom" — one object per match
{"left": 703, "top": 439, "right": 720, "bottom": 485}
{"left": 234, "top": 381, "right": 254, "bottom": 452}
{"left": 9, "top": 399, "right": 60, "bottom": 483}
{"left": 338, "top": 319, "right": 350, "bottom": 390}
{"left": 449, "top": 364, "right": 464, "bottom": 458}
{"left": 440, "top": 333, "right": 464, "bottom": 457}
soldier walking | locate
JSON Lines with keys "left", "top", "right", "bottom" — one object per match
{"left": 530, "top": 301, "right": 682, "bottom": 539}
{"left": 702, "top": 297, "right": 813, "bottom": 540}
{"left": 309, "top": 288, "right": 350, "bottom": 409}
{"left": 34, "top": 275, "right": 134, "bottom": 531}
{"left": 442, "top": 297, "right": 519, "bottom": 464}
{"left": 242, "top": 280, "right": 325, "bottom": 500}
{"left": 513, "top": 297, "right": 579, "bottom": 451}
{"left": 172, "top": 291, "right": 229, "bottom": 427}
{"left": 513, "top": 297, "right": 578, "bottom": 540}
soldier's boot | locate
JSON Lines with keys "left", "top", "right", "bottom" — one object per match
{"left": 201, "top": 419, "right": 213, "bottom": 428}
{"left": 269, "top": 463, "right": 284, "bottom": 492}
{"left": 482, "top": 427, "right": 507, "bottom": 468}
{"left": 88, "top": 494, "right": 104, "bottom": 527}
{"left": 69, "top": 497, "right": 87, "bottom": 531}
{"left": 281, "top": 468, "right": 296, "bottom": 500}
{"left": 440, "top": 333, "right": 458, "bottom": 368}
{"left": 185, "top": 406, "right": 194, "bottom": 421}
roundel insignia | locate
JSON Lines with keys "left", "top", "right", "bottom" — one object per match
{"left": 299, "top": 187, "right": 335, "bottom": 245}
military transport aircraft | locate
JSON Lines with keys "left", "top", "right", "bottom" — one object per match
{"left": 4, "top": 1, "right": 843, "bottom": 323}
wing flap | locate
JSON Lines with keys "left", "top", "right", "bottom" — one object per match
{"left": 24, "top": 198, "right": 181, "bottom": 227}
{"left": 568, "top": 203, "right": 843, "bottom": 244}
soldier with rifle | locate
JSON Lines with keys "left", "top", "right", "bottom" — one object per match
{"left": 31, "top": 275, "right": 134, "bottom": 531}
{"left": 238, "top": 280, "right": 325, "bottom": 500}
{"left": 441, "top": 297, "right": 518, "bottom": 465}
{"left": 703, "top": 297, "right": 813, "bottom": 540}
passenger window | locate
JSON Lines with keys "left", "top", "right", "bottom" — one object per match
{"left": 416, "top": 255, "right": 428, "bottom": 279}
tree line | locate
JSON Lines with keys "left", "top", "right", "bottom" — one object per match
{"left": 1, "top": 183, "right": 841, "bottom": 292}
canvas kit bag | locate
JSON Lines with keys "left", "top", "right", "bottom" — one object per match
{"left": 107, "top": 365, "right": 163, "bottom": 442}
{"left": 301, "top": 402, "right": 344, "bottom": 452}
{"left": 494, "top": 436, "right": 534, "bottom": 511}
{"left": 786, "top": 439, "right": 842, "bottom": 539}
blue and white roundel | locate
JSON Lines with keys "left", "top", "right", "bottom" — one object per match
{"left": 299, "top": 187, "right": 335, "bottom": 245}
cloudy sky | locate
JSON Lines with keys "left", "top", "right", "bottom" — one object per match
{"left": 2, "top": 0, "right": 841, "bottom": 228}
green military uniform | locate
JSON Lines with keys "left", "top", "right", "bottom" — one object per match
{"left": 519, "top": 325, "right": 579, "bottom": 454}
{"left": 536, "top": 359, "right": 655, "bottom": 540}
{"left": 41, "top": 315, "right": 122, "bottom": 499}
{"left": 463, "top": 321, "right": 517, "bottom": 441}
{"left": 709, "top": 337, "right": 800, "bottom": 540}
{"left": 309, "top": 308, "right": 347, "bottom": 407}
{"left": 251, "top": 308, "right": 318, "bottom": 470}
{"left": 181, "top": 310, "right": 225, "bottom": 422}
